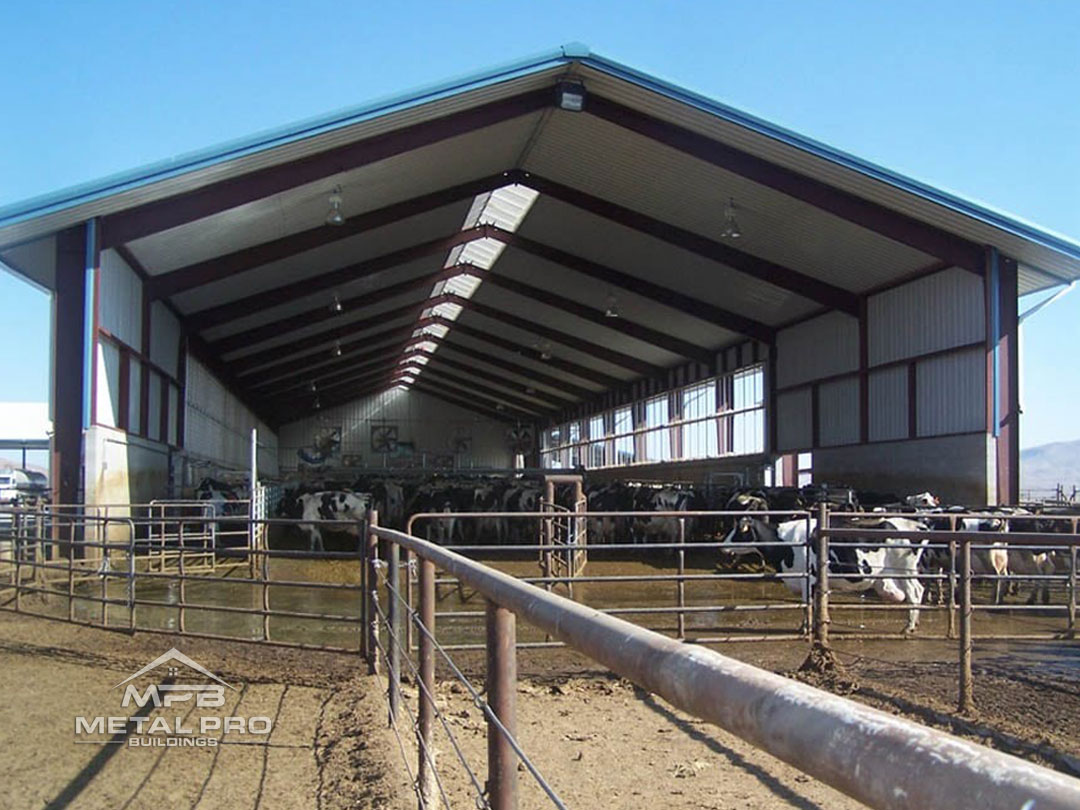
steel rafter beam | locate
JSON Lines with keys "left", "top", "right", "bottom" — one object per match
{"left": 270, "top": 360, "right": 402, "bottom": 411}
{"left": 508, "top": 170, "right": 860, "bottom": 315}
{"left": 481, "top": 271, "right": 716, "bottom": 365}
{"left": 417, "top": 366, "right": 554, "bottom": 415}
{"left": 409, "top": 378, "right": 536, "bottom": 422}
{"left": 261, "top": 352, "right": 401, "bottom": 398}
{"left": 184, "top": 227, "right": 489, "bottom": 329}
{"left": 99, "top": 89, "right": 552, "bottom": 248}
{"left": 492, "top": 229, "right": 775, "bottom": 342}
{"left": 423, "top": 353, "right": 573, "bottom": 406}
{"left": 226, "top": 301, "right": 427, "bottom": 372}
{"left": 243, "top": 322, "right": 416, "bottom": 385}
{"left": 448, "top": 322, "right": 625, "bottom": 390}
{"left": 409, "top": 381, "right": 523, "bottom": 424}
{"left": 584, "top": 95, "right": 985, "bottom": 274}
{"left": 270, "top": 379, "right": 386, "bottom": 424}
{"left": 463, "top": 297, "right": 663, "bottom": 376}
{"left": 146, "top": 175, "right": 509, "bottom": 300}
{"left": 209, "top": 268, "right": 468, "bottom": 355}
{"left": 438, "top": 340, "right": 596, "bottom": 400}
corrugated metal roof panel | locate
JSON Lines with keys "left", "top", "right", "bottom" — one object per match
{"left": 0, "top": 60, "right": 569, "bottom": 248}
{"left": 171, "top": 203, "right": 467, "bottom": 313}
{"left": 526, "top": 111, "right": 937, "bottom": 294}
{"left": 129, "top": 116, "right": 539, "bottom": 275}
{"left": 576, "top": 61, "right": 1080, "bottom": 286}
{"left": 518, "top": 196, "right": 816, "bottom": 326}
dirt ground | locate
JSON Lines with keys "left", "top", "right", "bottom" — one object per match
{"left": 1, "top": 608, "right": 1077, "bottom": 810}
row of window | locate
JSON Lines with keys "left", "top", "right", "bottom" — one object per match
{"left": 541, "top": 365, "right": 766, "bottom": 469}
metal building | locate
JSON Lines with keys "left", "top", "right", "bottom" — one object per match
{"left": 1, "top": 44, "right": 1078, "bottom": 506}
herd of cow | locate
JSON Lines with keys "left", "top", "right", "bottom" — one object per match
{"left": 195, "top": 475, "right": 1078, "bottom": 634}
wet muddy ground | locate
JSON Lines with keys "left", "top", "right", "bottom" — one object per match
{"left": 2, "top": 536, "right": 1078, "bottom": 808}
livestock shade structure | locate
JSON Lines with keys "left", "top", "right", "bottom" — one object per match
{"left": 2, "top": 44, "right": 1078, "bottom": 506}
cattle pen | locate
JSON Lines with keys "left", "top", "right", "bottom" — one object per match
{"left": 3, "top": 44, "right": 1080, "bottom": 810}
{"left": 3, "top": 501, "right": 1080, "bottom": 808}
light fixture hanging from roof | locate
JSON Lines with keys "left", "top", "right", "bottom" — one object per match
{"left": 309, "top": 380, "right": 318, "bottom": 393}
{"left": 604, "top": 291, "right": 620, "bottom": 318}
{"left": 331, "top": 340, "right": 343, "bottom": 357}
{"left": 721, "top": 197, "right": 742, "bottom": 239}
{"left": 535, "top": 340, "right": 553, "bottom": 361}
{"left": 325, "top": 185, "right": 345, "bottom": 227}
{"left": 330, "top": 293, "right": 343, "bottom": 314}
{"left": 555, "top": 80, "right": 587, "bottom": 112}
{"left": 313, "top": 395, "right": 321, "bottom": 410}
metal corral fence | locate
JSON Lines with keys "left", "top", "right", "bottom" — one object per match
{"left": 2, "top": 503, "right": 1080, "bottom": 808}
{"left": 366, "top": 515, "right": 1080, "bottom": 810}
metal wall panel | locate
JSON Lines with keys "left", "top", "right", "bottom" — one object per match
{"left": 184, "top": 356, "right": 279, "bottom": 475}
{"left": 776, "top": 389, "right": 812, "bottom": 452}
{"left": 278, "top": 388, "right": 513, "bottom": 472}
{"left": 869, "top": 268, "right": 985, "bottom": 365}
{"left": 98, "top": 248, "right": 142, "bottom": 349}
{"left": 776, "top": 312, "right": 859, "bottom": 388}
{"left": 150, "top": 302, "right": 181, "bottom": 379}
{"left": 818, "top": 377, "right": 859, "bottom": 447}
{"left": 868, "top": 365, "right": 908, "bottom": 442}
{"left": 95, "top": 342, "right": 120, "bottom": 428}
{"left": 916, "top": 347, "right": 985, "bottom": 437}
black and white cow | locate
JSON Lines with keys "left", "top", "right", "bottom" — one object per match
{"left": 298, "top": 491, "right": 371, "bottom": 552}
{"left": 721, "top": 516, "right": 928, "bottom": 633}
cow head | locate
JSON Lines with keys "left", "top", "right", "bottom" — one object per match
{"left": 717, "top": 517, "right": 768, "bottom": 568}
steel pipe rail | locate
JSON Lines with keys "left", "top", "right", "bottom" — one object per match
{"left": 371, "top": 524, "right": 1080, "bottom": 810}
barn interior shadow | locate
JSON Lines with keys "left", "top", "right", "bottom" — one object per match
{"left": 639, "top": 692, "right": 828, "bottom": 810}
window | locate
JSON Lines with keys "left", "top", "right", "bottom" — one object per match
{"left": 731, "top": 367, "right": 765, "bottom": 455}
{"left": 643, "top": 395, "right": 671, "bottom": 462}
{"left": 613, "top": 406, "right": 634, "bottom": 464}
{"left": 541, "top": 363, "right": 766, "bottom": 470}
{"left": 681, "top": 382, "right": 718, "bottom": 459}
{"left": 588, "top": 415, "right": 606, "bottom": 468}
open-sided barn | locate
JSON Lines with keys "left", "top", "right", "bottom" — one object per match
{"left": 2, "top": 44, "right": 1079, "bottom": 507}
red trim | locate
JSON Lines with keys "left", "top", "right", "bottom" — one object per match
{"left": 117, "top": 349, "right": 131, "bottom": 431}
{"left": 52, "top": 226, "right": 88, "bottom": 508}
{"left": 100, "top": 90, "right": 551, "bottom": 248}
{"left": 96, "top": 328, "right": 179, "bottom": 385}
{"left": 159, "top": 374, "right": 169, "bottom": 445}
{"left": 858, "top": 298, "right": 869, "bottom": 443}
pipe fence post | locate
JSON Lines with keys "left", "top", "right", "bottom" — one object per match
{"left": 417, "top": 558, "right": 436, "bottom": 809}
{"left": 360, "top": 518, "right": 369, "bottom": 659}
{"left": 676, "top": 517, "right": 686, "bottom": 640}
{"left": 813, "top": 502, "right": 829, "bottom": 648}
{"left": 1068, "top": 541, "right": 1077, "bottom": 638}
{"left": 959, "top": 539, "right": 974, "bottom": 713}
{"left": 367, "top": 510, "right": 380, "bottom": 675}
{"left": 486, "top": 600, "right": 518, "bottom": 810}
{"left": 178, "top": 520, "right": 187, "bottom": 634}
{"left": 948, "top": 524, "right": 958, "bottom": 640}
{"left": 388, "top": 532, "right": 401, "bottom": 726}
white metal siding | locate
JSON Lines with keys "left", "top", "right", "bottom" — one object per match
{"left": 776, "top": 389, "right": 813, "bottom": 451}
{"left": 278, "top": 388, "right": 513, "bottom": 471}
{"left": 98, "top": 249, "right": 142, "bottom": 349}
{"left": 868, "top": 268, "right": 985, "bottom": 365}
{"left": 95, "top": 342, "right": 120, "bottom": 428}
{"left": 184, "top": 356, "right": 279, "bottom": 475}
{"left": 776, "top": 312, "right": 859, "bottom": 388}
{"left": 916, "top": 347, "right": 985, "bottom": 437}
{"left": 150, "top": 302, "right": 182, "bottom": 379}
{"left": 868, "top": 366, "right": 908, "bottom": 442}
{"left": 818, "top": 378, "right": 859, "bottom": 447}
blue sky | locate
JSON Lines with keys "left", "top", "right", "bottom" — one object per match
{"left": 0, "top": 0, "right": 1077, "bottom": 450}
